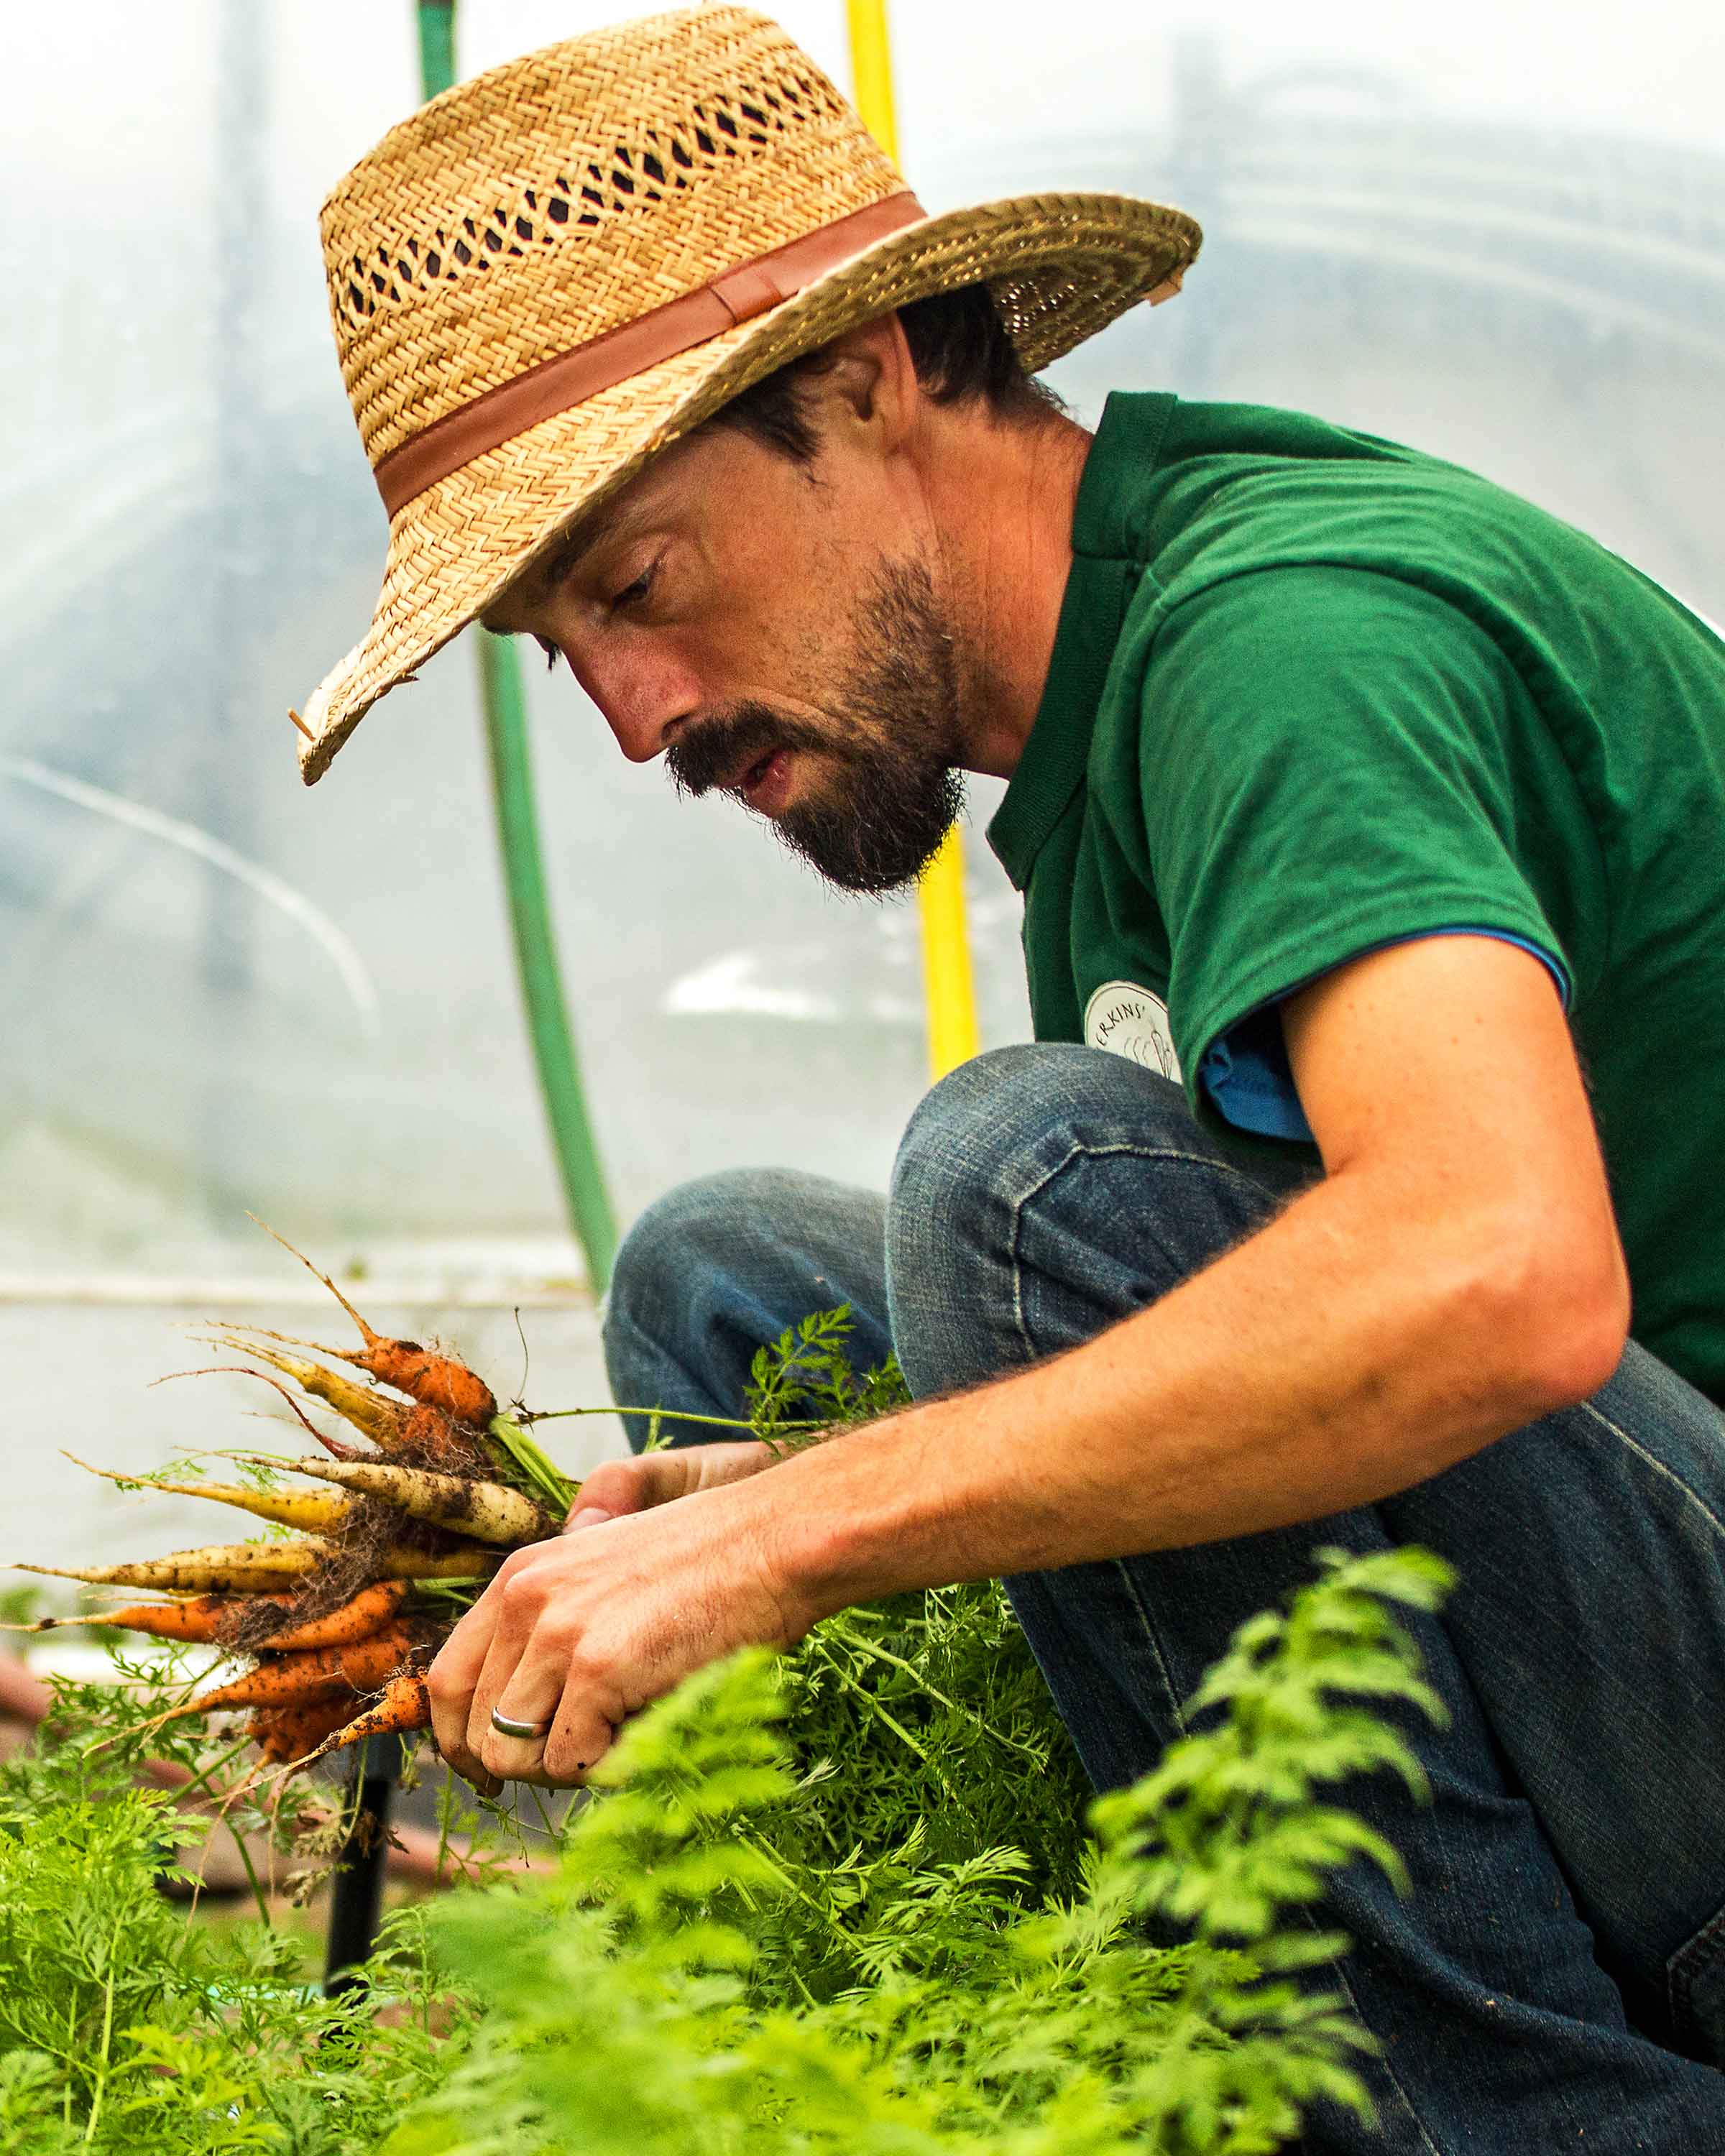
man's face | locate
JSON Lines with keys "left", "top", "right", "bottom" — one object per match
{"left": 482, "top": 410, "right": 965, "bottom": 895}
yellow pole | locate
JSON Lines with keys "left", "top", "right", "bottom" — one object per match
{"left": 845, "top": 0, "right": 980, "bottom": 1081}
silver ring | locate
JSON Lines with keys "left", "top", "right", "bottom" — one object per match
{"left": 489, "top": 1708, "right": 551, "bottom": 1741}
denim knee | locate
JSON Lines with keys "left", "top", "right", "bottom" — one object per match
{"left": 886, "top": 1044, "right": 1292, "bottom": 1399}
{"left": 604, "top": 1170, "right": 760, "bottom": 1337}
{"left": 891, "top": 1043, "right": 1195, "bottom": 1217}
{"left": 604, "top": 1166, "right": 893, "bottom": 1445}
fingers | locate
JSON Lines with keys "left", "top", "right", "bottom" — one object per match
{"left": 684, "top": 1439, "right": 778, "bottom": 1493}
{"left": 479, "top": 1640, "right": 620, "bottom": 1787}
{"left": 474, "top": 1639, "right": 569, "bottom": 1784}
{"left": 427, "top": 1579, "right": 514, "bottom": 1794}
{"left": 542, "top": 1674, "right": 621, "bottom": 1787}
{"left": 432, "top": 1541, "right": 621, "bottom": 1791}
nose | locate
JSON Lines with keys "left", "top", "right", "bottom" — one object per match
{"left": 567, "top": 642, "right": 700, "bottom": 765}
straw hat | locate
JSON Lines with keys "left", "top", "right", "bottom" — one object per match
{"left": 295, "top": 4, "right": 1201, "bottom": 783}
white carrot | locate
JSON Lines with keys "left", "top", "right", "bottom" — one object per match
{"left": 236, "top": 1454, "right": 555, "bottom": 1547}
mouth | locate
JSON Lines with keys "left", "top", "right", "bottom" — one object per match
{"left": 735, "top": 747, "right": 794, "bottom": 815}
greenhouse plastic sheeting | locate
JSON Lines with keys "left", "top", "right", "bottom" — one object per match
{"left": 4, "top": 0, "right": 1721, "bottom": 1279}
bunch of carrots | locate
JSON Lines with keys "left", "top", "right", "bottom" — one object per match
{"left": 7, "top": 1235, "right": 577, "bottom": 1779}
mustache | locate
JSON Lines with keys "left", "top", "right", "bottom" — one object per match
{"left": 664, "top": 704, "right": 829, "bottom": 798}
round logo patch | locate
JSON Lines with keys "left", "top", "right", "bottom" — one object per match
{"left": 1083, "top": 980, "right": 1182, "bottom": 1080}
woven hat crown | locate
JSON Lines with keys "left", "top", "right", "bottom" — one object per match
{"left": 297, "top": 6, "right": 1200, "bottom": 780}
{"left": 323, "top": 6, "right": 903, "bottom": 472}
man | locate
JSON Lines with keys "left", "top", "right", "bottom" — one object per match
{"left": 296, "top": 9, "right": 1725, "bottom": 2147}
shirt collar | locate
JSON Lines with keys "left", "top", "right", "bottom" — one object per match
{"left": 986, "top": 392, "right": 1175, "bottom": 889}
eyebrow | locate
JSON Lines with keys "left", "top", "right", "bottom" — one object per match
{"left": 478, "top": 502, "right": 627, "bottom": 634}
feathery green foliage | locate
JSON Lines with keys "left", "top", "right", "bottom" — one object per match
{"left": 0, "top": 1314, "right": 1451, "bottom": 2152}
{"left": 746, "top": 1303, "right": 913, "bottom": 1447}
{"left": 0, "top": 1772, "right": 459, "bottom": 2154}
{"left": 381, "top": 1544, "right": 1450, "bottom": 2156}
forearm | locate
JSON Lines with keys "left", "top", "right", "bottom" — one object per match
{"left": 756, "top": 1158, "right": 1623, "bottom": 1618}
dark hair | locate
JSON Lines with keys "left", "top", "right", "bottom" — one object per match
{"left": 714, "top": 282, "right": 1059, "bottom": 463}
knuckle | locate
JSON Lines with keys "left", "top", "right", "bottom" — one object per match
{"left": 498, "top": 1573, "right": 548, "bottom": 1622}
{"left": 534, "top": 1616, "right": 579, "bottom": 1658}
{"left": 426, "top": 1662, "right": 464, "bottom": 1709}
{"left": 563, "top": 1644, "right": 608, "bottom": 1692}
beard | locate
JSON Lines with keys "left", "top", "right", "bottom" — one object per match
{"left": 663, "top": 558, "right": 965, "bottom": 895}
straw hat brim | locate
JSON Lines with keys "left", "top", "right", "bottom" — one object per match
{"left": 298, "top": 190, "right": 1200, "bottom": 783}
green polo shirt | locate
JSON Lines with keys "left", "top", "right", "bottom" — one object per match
{"left": 988, "top": 391, "right": 1725, "bottom": 1406}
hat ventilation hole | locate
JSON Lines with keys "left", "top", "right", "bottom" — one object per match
{"left": 333, "top": 64, "right": 848, "bottom": 330}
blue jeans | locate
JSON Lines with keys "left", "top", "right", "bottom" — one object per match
{"left": 603, "top": 1042, "right": 1725, "bottom": 2152}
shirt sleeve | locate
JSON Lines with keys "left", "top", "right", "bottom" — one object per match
{"left": 1140, "top": 563, "right": 1573, "bottom": 1129}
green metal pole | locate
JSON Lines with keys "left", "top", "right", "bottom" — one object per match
{"left": 414, "top": 0, "right": 456, "bottom": 94}
{"left": 477, "top": 632, "right": 619, "bottom": 1289}
{"left": 415, "top": 1, "right": 619, "bottom": 1291}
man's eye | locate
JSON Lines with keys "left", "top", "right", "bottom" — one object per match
{"left": 610, "top": 563, "right": 657, "bottom": 614}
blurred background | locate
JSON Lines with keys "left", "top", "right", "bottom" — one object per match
{"left": 3, "top": 0, "right": 1722, "bottom": 1544}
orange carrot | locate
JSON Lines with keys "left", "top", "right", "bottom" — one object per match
{"left": 249, "top": 1695, "right": 355, "bottom": 1766}
{"left": 316, "top": 1672, "right": 431, "bottom": 1755}
{"left": 261, "top": 1580, "right": 411, "bottom": 1653}
{"left": 55, "top": 1596, "right": 242, "bottom": 1644}
{"left": 29, "top": 1580, "right": 415, "bottom": 1653}
{"left": 252, "top": 1224, "right": 498, "bottom": 1429}
{"left": 182, "top": 1628, "right": 417, "bottom": 1718}
{"left": 344, "top": 1339, "right": 497, "bottom": 1430}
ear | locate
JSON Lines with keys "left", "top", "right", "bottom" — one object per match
{"left": 806, "top": 311, "right": 919, "bottom": 456}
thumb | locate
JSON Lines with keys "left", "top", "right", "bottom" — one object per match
{"left": 562, "top": 1450, "right": 696, "bottom": 1530}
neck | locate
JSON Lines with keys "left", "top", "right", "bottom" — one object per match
{"left": 921, "top": 401, "right": 1093, "bottom": 780}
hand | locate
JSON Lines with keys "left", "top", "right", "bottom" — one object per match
{"left": 426, "top": 1454, "right": 802, "bottom": 1794}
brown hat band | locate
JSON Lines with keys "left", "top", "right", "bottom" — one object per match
{"left": 372, "top": 190, "right": 928, "bottom": 519}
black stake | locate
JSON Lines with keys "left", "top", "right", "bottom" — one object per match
{"left": 322, "top": 1733, "right": 404, "bottom": 1997}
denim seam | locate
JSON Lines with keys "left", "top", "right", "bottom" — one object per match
{"left": 1112, "top": 1558, "right": 1194, "bottom": 1738}
{"left": 1667, "top": 1894, "right": 1725, "bottom": 2045}
{"left": 1576, "top": 1396, "right": 1725, "bottom": 1542}
{"left": 1110, "top": 1552, "right": 1445, "bottom": 2156}
{"left": 1001, "top": 1138, "right": 1277, "bottom": 1363}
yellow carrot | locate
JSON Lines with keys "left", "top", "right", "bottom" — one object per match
{"left": 15, "top": 1542, "right": 327, "bottom": 1595}
{"left": 207, "top": 1333, "right": 407, "bottom": 1449}
{"left": 242, "top": 1454, "right": 554, "bottom": 1547}
{"left": 18, "top": 1539, "right": 490, "bottom": 1593}
{"left": 65, "top": 1455, "right": 349, "bottom": 1536}
{"left": 375, "top": 1544, "right": 500, "bottom": 1581}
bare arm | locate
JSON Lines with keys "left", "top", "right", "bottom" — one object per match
{"left": 768, "top": 934, "right": 1628, "bottom": 1608}
{"left": 430, "top": 934, "right": 1628, "bottom": 1787}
